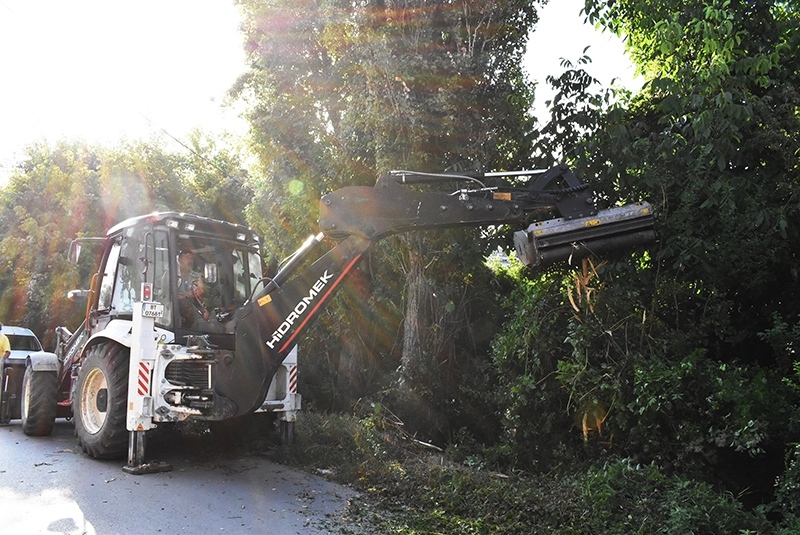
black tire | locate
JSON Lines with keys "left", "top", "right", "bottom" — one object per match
{"left": 20, "top": 362, "right": 58, "bottom": 436}
{"left": 73, "top": 341, "right": 130, "bottom": 459}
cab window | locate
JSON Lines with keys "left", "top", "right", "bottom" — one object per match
{"left": 233, "top": 249, "right": 263, "bottom": 304}
{"left": 97, "top": 241, "right": 120, "bottom": 311}
{"left": 147, "top": 229, "right": 172, "bottom": 329}
{"left": 111, "top": 237, "right": 139, "bottom": 314}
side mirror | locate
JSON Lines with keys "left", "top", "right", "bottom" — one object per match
{"left": 204, "top": 263, "right": 218, "bottom": 284}
{"left": 67, "top": 237, "right": 105, "bottom": 264}
{"left": 68, "top": 241, "right": 82, "bottom": 264}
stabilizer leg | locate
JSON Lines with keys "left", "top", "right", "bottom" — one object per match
{"left": 122, "top": 430, "right": 172, "bottom": 475}
{"left": 0, "top": 367, "right": 11, "bottom": 426}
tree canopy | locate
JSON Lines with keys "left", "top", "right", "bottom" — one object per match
{"left": 493, "top": 0, "right": 800, "bottom": 507}
{"left": 231, "top": 0, "right": 544, "bottom": 430}
{"left": 0, "top": 136, "right": 252, "bottom": 346}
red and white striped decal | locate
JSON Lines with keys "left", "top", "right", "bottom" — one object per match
{"left": 289, "top": 365, "right": 298, "bottom": 394}
{"left": 137, "top": 361, "right": 152, "bottom": 396}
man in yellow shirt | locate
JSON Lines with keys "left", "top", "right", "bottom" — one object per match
{"left": 0, "top": 323, "right": 9, "bottom": 363}
{"left": 0, "top": 324, "right": 10, "bottom": 425}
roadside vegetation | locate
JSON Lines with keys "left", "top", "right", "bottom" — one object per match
{"left": 277, "top": 410, "right": 780, "bottom": 534}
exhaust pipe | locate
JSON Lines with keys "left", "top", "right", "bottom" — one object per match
{"left": 514, "top": 202, "right": 656, "bottom": 268}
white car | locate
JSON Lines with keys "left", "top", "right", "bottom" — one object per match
{"left": 2, "top": 326, "right": 47, "bottom": 423}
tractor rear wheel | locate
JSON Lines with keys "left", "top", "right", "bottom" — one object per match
{"left": 20, "top": 362, "right": 58, "bottom": 436}
{"left": 73, "top": 341, "right": 129, "bottom": 459}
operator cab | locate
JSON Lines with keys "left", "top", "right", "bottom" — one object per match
{"left": 75, "top": 213, "right": 264, "bottom": 346}
{"left": 171, "top": 235, "right": 263, "bottom": 336}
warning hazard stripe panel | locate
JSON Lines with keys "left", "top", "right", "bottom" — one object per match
{"left": 137, "top": 361, "right": 151, "bottom": 396}
{"left": 289, "top": 365, "right": 298, "bottom": 394}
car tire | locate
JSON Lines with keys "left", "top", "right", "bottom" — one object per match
{"left": 20, "top": 362, "right": 58, "bottom": 436}
{"left": 73, "top": 341, "right": 129, "bottom": 459}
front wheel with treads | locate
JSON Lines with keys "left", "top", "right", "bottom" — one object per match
{"left": 73, "top": 341, "right": 130, "bottom": 459}
{"left": 21, "top": 361, "right": 58, "bottom": 436}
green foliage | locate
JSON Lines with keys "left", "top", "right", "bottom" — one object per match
{"left": 577, "top": 459, "right": 769, "bottom": 534}
{"left": 283, "top": 408, "right": 770, "bottom": 534}
{"left": 774, "top": 443, "right": 800, "bottom": 530}
{"left": 0, "top": 138, "right": 252, "bottom": 345}
{"left": 627, "top": 351, "right": 786, "bottom": 464}
{"left": 233, "top": 0, "right": 544, "bottom": 443}
{"left": 489, "top": 258, "right": 575, "bottom": 469}
{"left": 484, "top": 0, "right": 800, "bottom": 507}
{"left": 491, "top": 252, "right": 798, "bottom": 497}
{"left": 532, "top": 51, "right": 621, "bottom": 164}
{"left": 234, "top": 0, "right": 540, "bottom": 248}
{"left": 580, "top": 0, "right": 800, "bottom": 302}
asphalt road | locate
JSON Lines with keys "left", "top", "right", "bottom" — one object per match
{"left": 0, "top": 419, "right": 370, "bottom": 534}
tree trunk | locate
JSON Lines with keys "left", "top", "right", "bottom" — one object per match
{"left": 401, "top": 237, "right": 427, "bottom": 375}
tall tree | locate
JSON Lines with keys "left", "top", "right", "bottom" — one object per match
{"left": 232, "top": 0, "right": 541, "bottom": 427}
{"left": 0, "top": 138, "right": 252, "bottom": 346}
{"left": 494, "top": 0, "right": 800, "bottom": 498}
{"left": 580, "top": 0, "right": 800, "bottom": 360}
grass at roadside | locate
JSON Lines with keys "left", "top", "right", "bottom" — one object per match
{"left": 274, "top": 409, "right": 771, "bottom": 534}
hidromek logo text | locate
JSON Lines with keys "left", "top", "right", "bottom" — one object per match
{"left": 266, "top": 270, "right": 335, "bottom": 349}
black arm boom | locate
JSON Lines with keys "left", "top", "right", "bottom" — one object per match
{"left": 319, "top": 163, "right": 600, "bottom": 241}
{"left": 230, "top": 165, "right": 655, "bottom": 416}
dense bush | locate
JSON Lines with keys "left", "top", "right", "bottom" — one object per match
{"left": 281, "top": 408, "right": 772, "bottom": 534}
{"left": 575, "top": 459, "right": 770, "bottom": 534}
{"left": 487, "top": 251, "right": 799, "bottom": 504}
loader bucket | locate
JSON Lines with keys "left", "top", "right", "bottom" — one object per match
{"left": 513, "top": 202, "right": 656, "bottom": 268}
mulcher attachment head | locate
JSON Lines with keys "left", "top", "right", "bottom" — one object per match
{"left": 513, "top": 202, "right": 656, "bottom": 268}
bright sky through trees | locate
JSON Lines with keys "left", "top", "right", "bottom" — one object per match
{"left": 0, "top": 0, "right": 637, "bottom": 181}
{"left": 525, "top": 0, "right": 641, "bottom": 124}
{"left": 0, "top": 0, "right": 247, "bottom": 179}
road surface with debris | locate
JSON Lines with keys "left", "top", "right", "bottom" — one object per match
{"left": 0, "top": 419, "right": 368, "bottom": 534}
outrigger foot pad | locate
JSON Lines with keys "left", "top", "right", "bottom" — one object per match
{"left": 123, "top": 460, "right": 173, "bottom": 475}
{"left": 123, "top": 429, "right": 173, "bottom": 475}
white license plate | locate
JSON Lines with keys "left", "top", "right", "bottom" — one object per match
{"left": 142, "top": 303, "right": 165, "bottom": 318}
